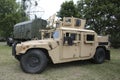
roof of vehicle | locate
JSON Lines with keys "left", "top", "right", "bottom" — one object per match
{"left": 14, "top": 20, "right": 32, "bottom": 27}
{"left": 59, "top": 27, "right": 95, "bottom": 33}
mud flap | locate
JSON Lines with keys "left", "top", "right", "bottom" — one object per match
{"left": 105, "top": 50, "right": 110, "bottom": 60}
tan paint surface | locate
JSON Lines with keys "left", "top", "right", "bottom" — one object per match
{"left": 15, "top": 17, "right": 109, "bottom": 64}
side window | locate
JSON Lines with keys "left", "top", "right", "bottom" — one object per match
{"left": 53, "top": 31, "right": 60, "bottom": 39}
{"left": 75, "top": 19, "right": 81, "bottom": 26}
{"left": 64, "top": 18, "right": 72, "bottom": 26}
{"left": 64, "top": 33, "right": 77, "bottom": 41}
{"left": 44, "top": 32, "right": 50, "bottom": 38}
{"left": 63, "top": 32, "right": 77, "bottom": 45}
{"left": 87, "top": 34, "right": 94, "bottom": 41}
{"left": 85, "top": 34, "right": 95, "bottom": 43}
{"left": 65, "top": 19, "right": 71, "bottom": 23}
{"left": 63, "top": 33, "right": 70, "bottom": 45}
{"left": 71, "top": 33, "right": 77, "bottom": 40}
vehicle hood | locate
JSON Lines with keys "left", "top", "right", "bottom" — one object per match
{"left": 18, "top": 39, "right": 59, "bottom": 50}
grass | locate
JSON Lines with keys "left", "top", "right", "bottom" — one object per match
{"left": 0, "top": 42, "right": 120, "bottom": 80}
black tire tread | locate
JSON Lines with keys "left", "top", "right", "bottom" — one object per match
{"left": 20, "top": 49, "right": 48, "bottom": 74}
{"left": 93, "top": 48, "right": 105, "bottom": 64}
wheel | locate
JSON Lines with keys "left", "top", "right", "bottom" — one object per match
{"left": 7, "top": 38, "right": 13, "bottom": 46}
{"left": 20, "top": 50, "right": 48, "bottom": 74}
{"left": 93, "top": 48, "right": 105, "bottom": 64}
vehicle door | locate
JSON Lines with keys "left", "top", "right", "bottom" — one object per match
{"left": 80, "top": 32, "right": 96, "bottom": 57}
{"left": 61, "top": 31, "right": 80, "bottom": 59}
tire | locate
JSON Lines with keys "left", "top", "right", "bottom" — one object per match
{"left": 7, "top": 38, "right": 13, "bottom": 46}
{"left": 20, "top": 50, "right": 48, "bottom": 74}
{"left": 93, "top": 48, "right": 105, "bottom": 64}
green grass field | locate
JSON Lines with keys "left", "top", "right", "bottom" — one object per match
{"left": 0, "top": 42, "right": 120, "bottom": 80}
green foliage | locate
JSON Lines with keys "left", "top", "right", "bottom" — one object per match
{"left": 110, "top": 32, "right": 120, "bottom": 48}
{"left": 0, "top": 0, "right": 28, "bottom": 38}
{"left": 58, "top": 0, "right": 78, "bottom": 19}
{"left": 77, "top": 0, "right": 108, "bottom": 34}
{"left": 77, "top": 0, "right": 120, "bottom": 48}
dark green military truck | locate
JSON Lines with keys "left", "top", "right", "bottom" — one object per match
{"left": 7, "top": 18, "right": 47, "bottom": 46}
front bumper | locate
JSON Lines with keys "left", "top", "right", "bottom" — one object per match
{"left": 12, "top": 42, "right": 19, "bottom": 56}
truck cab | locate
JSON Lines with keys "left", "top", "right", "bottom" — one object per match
{"left": 12, "top": 17, "right": 110, "bottom": 74}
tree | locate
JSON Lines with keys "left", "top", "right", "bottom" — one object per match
{"left": 77, "top": 0, "right": 120, "bottom": 48}
{"left": 77, "top": 0, "right": 107, "bottom": 34}
{"left": 58, "top": 0, "right": 78, "bottom": 19}
{"left": 0, "top": 0, "right": 28, "bottom": 38}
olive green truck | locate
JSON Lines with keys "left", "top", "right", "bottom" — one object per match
{"left": 7, "top": 18, "right": 47, "bottom": 46}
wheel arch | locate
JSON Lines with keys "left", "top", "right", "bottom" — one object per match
{"left": 96, "top": 46, "right": 106, "bottom": 51}
{"left": 96, "top": 46, "right": 110, "bottom": 60}
{"left": 25, "top": 48, "right": 53, "bottom": 63}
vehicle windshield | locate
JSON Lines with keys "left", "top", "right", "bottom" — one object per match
{"left": 53, "top": 30, "right": 60, "bottom": 39}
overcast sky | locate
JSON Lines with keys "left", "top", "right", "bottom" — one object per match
{"left": 37, "top": 0, "right": 78, "bottom": 19}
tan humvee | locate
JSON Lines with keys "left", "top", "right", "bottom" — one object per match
{"left": 12, "top": 17, "right": 110, "bottom": 74}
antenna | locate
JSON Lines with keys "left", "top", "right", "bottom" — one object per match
{"left": 21, "top": 0, "right": 45, "bottom": 19}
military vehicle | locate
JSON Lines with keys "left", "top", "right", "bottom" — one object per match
{"left": 7, "top": 18, "right": 47, "bottom": 46}
{"left": 12, "top": 17, "right": 110, "bottom": 74}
